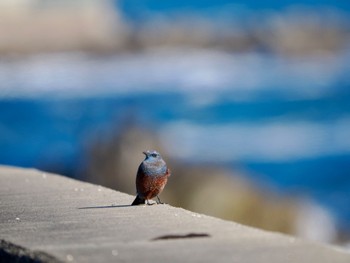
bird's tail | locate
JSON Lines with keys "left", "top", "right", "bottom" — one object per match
{"left": 131, "top": 195, "right": 146, "bottom": 206}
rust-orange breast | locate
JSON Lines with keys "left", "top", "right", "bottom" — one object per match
{"left": 136, "top": 168, "right": 170, "bottom": 200}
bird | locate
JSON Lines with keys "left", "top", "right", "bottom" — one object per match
{"left": 131, "top": 150, "right": 171, "bottom": 206}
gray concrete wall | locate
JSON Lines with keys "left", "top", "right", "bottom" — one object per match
{"left": 0, "top": 166, "right": 349, "bottom": 262}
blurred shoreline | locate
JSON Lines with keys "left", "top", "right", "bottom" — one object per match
{"left": 0, "top": 1, "right": 349, "bottom": 56}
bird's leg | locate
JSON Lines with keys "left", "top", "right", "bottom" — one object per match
{"left": 156, "top": 196, "right": 164, "bottom": 204}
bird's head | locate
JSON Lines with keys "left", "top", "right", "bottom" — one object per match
{"left": 143, "top": 150, "right": 162, "bottom": 160}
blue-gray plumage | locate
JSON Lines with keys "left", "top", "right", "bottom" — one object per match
{"left": 131, "top": 150, "right": 170, "bottom": 205}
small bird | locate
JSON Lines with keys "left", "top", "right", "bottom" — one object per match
{"left": 131, "top": 150, "right": 171, "bottom": 206}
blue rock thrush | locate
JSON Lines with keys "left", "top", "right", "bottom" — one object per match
{"left": 131, "top": 150, "right": 171, "bottom": 206}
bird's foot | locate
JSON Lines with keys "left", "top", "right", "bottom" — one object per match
{"left": 146, "top": 200, "right": 156, "bottom": 206}
{"left": 156, "top": 196, "right": 166, "bottom": 205}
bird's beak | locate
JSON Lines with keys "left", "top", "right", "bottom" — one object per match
{"left": 142, "top": 151, "right": 148, "bottom": 156}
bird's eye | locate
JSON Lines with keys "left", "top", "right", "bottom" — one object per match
{"left": 151, "top": 153, "right": 157, "bottom": 158}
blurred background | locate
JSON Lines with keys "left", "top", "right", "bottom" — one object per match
{"left": 1, "top": 0, "right": 350, "bottom": 247}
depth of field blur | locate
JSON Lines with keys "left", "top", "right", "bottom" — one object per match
{"left": 1, "top": 0, "right": 350, "bottom": 246}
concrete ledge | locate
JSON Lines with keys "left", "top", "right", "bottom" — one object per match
{"left": 0, "top": 166, "right": 349, "bottom": 263}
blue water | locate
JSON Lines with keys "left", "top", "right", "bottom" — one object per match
{"left": 1, "top": 94, "right": 350, "bottom": 229}
{"left": 244, "top": 155, "right": 350, "bottom": 229}
{"left": 0, "top": 48, "right": 350, "bottom": 232}
{"left": 118, "top": 0, "right": 350, "bottom": 20}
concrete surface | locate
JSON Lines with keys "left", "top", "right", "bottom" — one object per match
{"left": 0, "top": 165, "right": 349, "bottom": 263}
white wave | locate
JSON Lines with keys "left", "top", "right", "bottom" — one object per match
{"left": 159, "top": 118, "right": 350, "bottom": 162}
{"left": 295, "top": 201, "right": 337, "bottom": 243}
{"left": 0, "top": 48, "right": 349, "bottom": 99}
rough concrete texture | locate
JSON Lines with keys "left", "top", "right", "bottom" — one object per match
{"left": 0, "top": 166, "right": 349, "bottom": 263}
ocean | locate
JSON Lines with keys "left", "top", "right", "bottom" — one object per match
{"left": 0, "top": 48, "right": 350, "bottom": 232}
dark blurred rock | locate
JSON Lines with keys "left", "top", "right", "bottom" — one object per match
{"left": 128, "top": 17, "right": 257, "bottom": 52}
{"left": 253, "top": 9, "right": 349, "bottom": 56}
{"left": 127, "top": 9, "right": 350, "bottom": 56}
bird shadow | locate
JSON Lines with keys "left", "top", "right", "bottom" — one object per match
{"left": 78, "top": 204, "right": 132, "bottom": 209}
